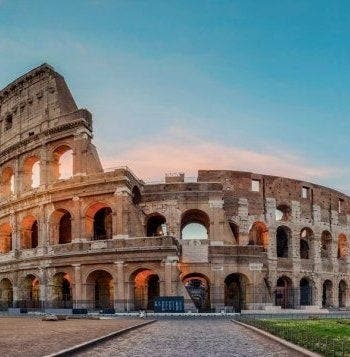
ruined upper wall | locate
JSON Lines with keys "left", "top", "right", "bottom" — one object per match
{"left": 0, "top": 64, "right": 82, "bottom": 151}
{"left": 198, "top": 170, "right": 350, "bottom": 221}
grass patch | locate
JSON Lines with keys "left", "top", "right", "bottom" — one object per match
{"left": 242, "top": 318, "right": 350, "bottom": 356}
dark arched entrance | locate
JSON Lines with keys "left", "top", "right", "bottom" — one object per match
{"left": 322, "top": 280, "right": 333, "bottom": 308}
{"left": 224, "top": 273, "right": 248, "bottom": 312}
{"left": 183, "top": 273, "right": 211, "bottom": 312}
{"left": 132, "top": 269, "right": 160, "bottom": 310}
{"left": 275, "top": 276, "right": 293, "bottom": 308}
{"left": 300, "top": 278, "right": 313, "bottom": 306}
{"left": 339, "top": 280, "right": 347, "bottom": 308}
{"left": 86, "top": 270, "right": 114, "bottom": 309}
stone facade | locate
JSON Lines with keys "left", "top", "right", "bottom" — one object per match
{"left": 0, "top": 64, "right": 348, "bottom": 312}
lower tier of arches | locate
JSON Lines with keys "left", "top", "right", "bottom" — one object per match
{"left": 0, "top": 266, "right": 349, "bottom": 312}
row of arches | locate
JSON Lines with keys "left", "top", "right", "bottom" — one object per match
{"left": 0, "top": 271, "right": 348, "bottom": 311}
{"left": 1, "top": 145, "right": 73, "bottom": 196}
{"left": 0, "top": 204, "right": 113, "bottom": 252}
{"left": 276, "top": 226, "right": 348, "bottom": 259}
{"left": 146, "top": 210, "right": 209, "bottom": 240}
{"left": 276, "top": 276, "right": 347, "bottom": 309}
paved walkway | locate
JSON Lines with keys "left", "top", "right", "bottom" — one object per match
{"left": 75, "top": 319, "right": 302, "bottom": 357}
{"left": 0, "top": 317, "right": 142, "bottom": 357}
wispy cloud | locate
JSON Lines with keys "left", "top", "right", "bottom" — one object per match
{"left": 100, "top": 126, "right": 339, "bottom": 185}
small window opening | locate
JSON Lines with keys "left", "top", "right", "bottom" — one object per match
{"left": 338, "top": 198, "right": 344, "bottom": 214}
{"left": 302, "top": 187, "right": 309, "bottom": 199}
{"left": 251, "top": 179, "right": 260, "bottom": 192}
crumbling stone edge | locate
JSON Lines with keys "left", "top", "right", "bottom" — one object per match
{"left": 45, "top": 319, "right": 157, "bottom": 357}
{"left": 232, "top": 320, "right": 321, "bottom": 357}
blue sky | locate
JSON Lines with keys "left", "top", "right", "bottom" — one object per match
{"left": 0, "top": 0, "right": 349, "bottom": 191}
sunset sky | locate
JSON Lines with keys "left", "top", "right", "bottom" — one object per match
{"left": 0, "top": 1, "right": 349, "bottom": 192}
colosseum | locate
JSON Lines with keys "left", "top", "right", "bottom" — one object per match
{"left": 0, "top": 63, "right": 348, "bottom": 314}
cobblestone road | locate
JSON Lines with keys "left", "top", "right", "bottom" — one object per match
{"left": 75, "top": 319, "right": 302, "bottom": 357}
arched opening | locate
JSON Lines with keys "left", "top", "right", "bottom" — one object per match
{"left": 224, "top": 273, "right": 248, "bottom": 313}
{"left": 300, "top": 228, "right": 313, "bottom": 259}
{"left": 322, "top": 280, "right": 333, "bottom": 308}
{"left": 229, "top": 222, "right": 239, "bottom": 242}
{"left": 321, "top": 231, "right": 332, "bottom": 259}
{"left": 276, "top": 226, "right": 291, "bottom": 258}
{"left": 50, "top": 209, "right": 72, "bottom": 244}
{"left": 339, "top": 280, "right": 347, "bottom": 308}
{"left": 1, "top": 167, "right": 14, "bottom": 197}
{"left": 146, "top": 214, "right": 166, "bottom": 237}
{"left": 21, "top": 275, "right": 40, "bottom": 308}
{"left": 131, "top": 269, "right": 160, "bottom": 310}
{"left": 23, "top": 156, "right": 40, "bottom": 190}
{"left": 338, "top": 234, "right": 347, "bottom": 259}
{"left": 275, "top": 204, "right": 291, "bottom": 221}
{"left": 300, "top": 277, "right": 313, "bottom": 306}
{"left": 181, "top": 209, "right": 209, "bottom": 240}
{"left": 0, "top": 278, "right": 13, "bottom": 309}
{"left": 51, "top": 273, "right": 72, "bottom": 308}
{"left": 21, "top": 216, "right": 38, "bottom": 249}
{"left": 86, "top": 203, "right": 113, "bottom": 240}
{"left": 248, "top": 221, "right": 268, "bottom": 248}
{"left": 0, "top": 223, "right": 12, "bottom": 253}
{"left": 132, "top": 186, "right": 141, "bottom": 205}
{"left": 52, "top": 145, "right": 73, "bottom": 180}
{"left": 183, "top": 273, "right": 211, "bottom": 312}
{"left": 86, "top": 270, "right": 114, "bottom": 309}
{"left": 276, "top": 276, "right": 293, "bottom": 309}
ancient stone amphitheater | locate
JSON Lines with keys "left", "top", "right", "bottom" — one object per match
{"left": 0, "top": 64, "right": 348, "bottom": 313}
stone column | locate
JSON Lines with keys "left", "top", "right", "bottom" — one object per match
{"left": 38, "top": 266, "right": 47, "bottom": 309}
{"left": 73, "top": 264, "right": 82, "bottom": 308}
{"left": 71, "top": 196, "right": 83, "bottom": 242}
{"left": 211, "top": 264, "right": 224, "bottom": 311}
{"left": 10, "top": 213, "right": 19, "bottom": 251}
{"left": 13, "top": 157, "right": 21, "bottom": 196}
{"left": 115, "top": 261, "right": 125, "bottom": 311}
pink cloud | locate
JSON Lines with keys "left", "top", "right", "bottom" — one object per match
{"left": 101, "top": 128, "right": 337, "bottom": 184}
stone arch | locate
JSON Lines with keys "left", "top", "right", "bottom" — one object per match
{"left": 0, "top": 223, "right": 12, "bottom": 253}
{"left": 1, "top": 166, "right": 14, "bottom": 197}
{"left": 52, "top": 144, "right": 73, "bottom": 180}
{"left": 275, "top": 276, "right": 293, "bottom": 309}
{"left": 321, "top": 230, "right": 332, "bottom": 259}
{"left": 181, "top": 209, "right": 209, "bottom": 240}
{"left": 130, "top": 268, "right": 160, "bottom": 310}
{"left": 0, "top": 278, "right": 13, "bottom": 308}
{"left": 248, "top": 221, "right": 268, "bottom": 248}
{"left": 276, "top": 225, "right": 291, "bottom": 258}
{"left": 322, "top": 279, "right": 333, "bottom": 308}
{"left": 86, "top": 270, "right": 114, "bottom": 309}
{"left": 338, "top": 280, "right": 347, "bottom": 308}
{"left": 50, "top": 209, "right": 72, "bottom": 244}
{"left": 337, "top": 234, "right": 348, "bottom": 259}
{"left": 21, "top": 215, "right": 38, "bottom": 249}
{"left": 50, "top": 272, "right": 72, "bottom": 308}
{"left": 22, "top": 155, "right": 40, "bottom": 190}
{"left": 224, "top": 273, "right": 249, "bottom": 312}
{"left": 21, "top": 274, "right": 40, "bottom": 308}
{"left": 300, "top": 227, "right": 313, "bottom": 259}
{"left": 85, "top": 202, "right": 113, "bottom": 240}
{"left": 182, "top": 273, "right": 211, "bottom": 312}
{"left": 300, "top": 277, "right": 314, "bottom": 306}
{"left": 146, "top": 213, "right": 166, "bottom": 237}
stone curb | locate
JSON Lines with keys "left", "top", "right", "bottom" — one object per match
{"left": 232, "top": 320, "right": 321, "bottom": 357}
{"left": 45, "top": 319, "right": 156, "bottom": 357}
